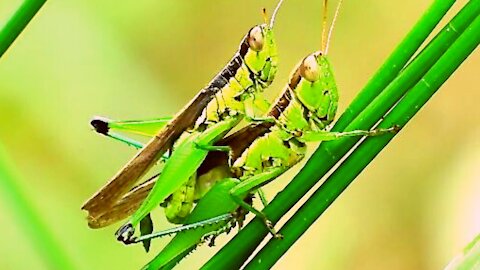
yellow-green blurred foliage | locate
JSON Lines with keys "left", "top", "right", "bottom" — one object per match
{"left": 0, "top": 1, "right": 478, "bottom": 269}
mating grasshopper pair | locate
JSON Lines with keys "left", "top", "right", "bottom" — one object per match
{"left": 82, "top": 0, "right": 397, "bottom": 268}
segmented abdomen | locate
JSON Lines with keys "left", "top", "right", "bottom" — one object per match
{"left": 232, "top": 128, "right": 306, "bottom": 179}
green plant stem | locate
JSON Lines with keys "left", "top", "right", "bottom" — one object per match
{"left": 201, "top": 1, "right": 473, "bottom": 269}
{"left": 332, "top": 0, "right": 456, "bottom": 132}
{"left": 245, "top": 13, "right": 480, "bottom": 269}
{"left": 0, "top": 143, "right": 75, "bottom": 270}
{"left": 0, "top": 0, "right": 67, "bottom": 268}
{"left": 445, "top": 234, "right": 480, "bottom": 270}
{"left": 0, "top": 0, "right": 46, "bottom": 57}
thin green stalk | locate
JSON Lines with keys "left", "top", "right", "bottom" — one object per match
{"left": 0, "top": 0, "right": 46, "bottom": 57}
{"left": 246, "top": 14, "right": 480, "bottom": 269}
{"left": 202, "top": 1, "right": 475, "bottom": 269}
{"left": 0, "top": 0, "right": 67, "bottom": 268}
{"left": 0, "top": 143, "right": 76, "bottom": 269}
{"left": 332, "top": 0, "right": 455, "bottom": 132}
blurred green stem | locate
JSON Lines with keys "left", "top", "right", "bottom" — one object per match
{"left": 0, "top": 1, "right": 74, "bottom": 269}
{"left": 202, "top": 0, "right": 479, "bottom": 269}
{"left": 0, "top": 143, "right": 75, "bottom": 269}
{"left": 332, "top": 0, "right": 456, "bottom": 132}
{"left": 445, "top": 234, "right": 480, "bottom": 270}
{"left": 0, "top": 0, "right": 46, "bottom": 57}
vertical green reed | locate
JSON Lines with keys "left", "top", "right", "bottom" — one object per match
{"left": 0, "top": 1, "right": 75, "bottom": 269}
{"left": 0, "top": 0, "right": 46, "bottom": 57}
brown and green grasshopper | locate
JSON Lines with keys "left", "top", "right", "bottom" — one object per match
{"left": 82, "top": 0, "right": 287, "bottom": 244}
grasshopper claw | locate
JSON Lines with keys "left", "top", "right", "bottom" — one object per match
{"left": 392, "top": 124, "right": 401, "bottom": 133}
{"left": 116, "top": 223, "right": 135, "bottom": 244}
{"left": 264, "top": 218, "right": 283, "bottom": 239}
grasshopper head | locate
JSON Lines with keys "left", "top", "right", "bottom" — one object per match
{"left": 290, "top": 51, "right": 338, "bottom": 129}
{"left": 242, "top": 24, "right": 278, "bottom": 86}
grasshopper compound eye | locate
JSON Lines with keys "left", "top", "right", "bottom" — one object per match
{"left": 300, "top": 54, "right": 319, "bottom": 82}
{"left": 247, "top": 26, "right": 264, "bottom": 52}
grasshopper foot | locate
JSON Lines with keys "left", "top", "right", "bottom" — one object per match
{"left": 116, "top": 223, "right": 136, "bottom": 244}
{"left": 264, "top": 219, "right": 283, "bottom": 239}
{"left": 371, "top": 125, "right": 401, "bottom": 136}
{"left": 392, "top": 124, "right": 401, "bottom": 133}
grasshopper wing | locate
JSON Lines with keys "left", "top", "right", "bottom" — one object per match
{"left": 82, "top": 86, "right": 219, "bottom": 226}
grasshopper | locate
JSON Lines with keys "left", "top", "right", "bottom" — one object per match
{"left": 92, "top": 0, "right": 398, "bottom": 267}
{"left": 82, "top": 0, "right": 286, "bottom": 241}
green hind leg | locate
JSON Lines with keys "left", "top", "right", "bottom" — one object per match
{"left": 91, "top": 116, "right": 173, "bottom": 161}
{"left": 91, "top": 116, "right": 172, "bottom": 138}
{"left": 163, "top": 173, "right": 196, "bottom": 224}
{"left": 129, "top": 214, "right": 234, "bottom": 244}
{"left": 90, "top": 116, "right": 173, "bottom": 148}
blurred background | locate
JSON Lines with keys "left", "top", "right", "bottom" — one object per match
{"left": 0, "top": 0, "right": 478, "bottom": 269}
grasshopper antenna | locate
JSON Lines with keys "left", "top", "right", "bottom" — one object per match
{"left": 269, "top": 0, "right": 285, "bottom": 28}
{"left": 324, "top": 0, "right": 343, "bottom": 54}
{"left": 321, "top": 0, "right": 329, "bottom": 53}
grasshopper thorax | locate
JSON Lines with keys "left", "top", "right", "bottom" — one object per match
{"left": 290, "top": 51, "right": 338, "bottom": 129}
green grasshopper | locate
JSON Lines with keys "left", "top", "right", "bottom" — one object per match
{"left": 92, "top": 0, "right": 398, "bottom": 267}
{"left": 82, "top": 0, "right": 286, "bottom": 240}
{"left": 112, "top": 2, "right": 290, "bottom": 243}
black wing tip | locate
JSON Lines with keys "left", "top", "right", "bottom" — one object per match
{"left": 90, "top": 116, "right": 111, "bottom": 135}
